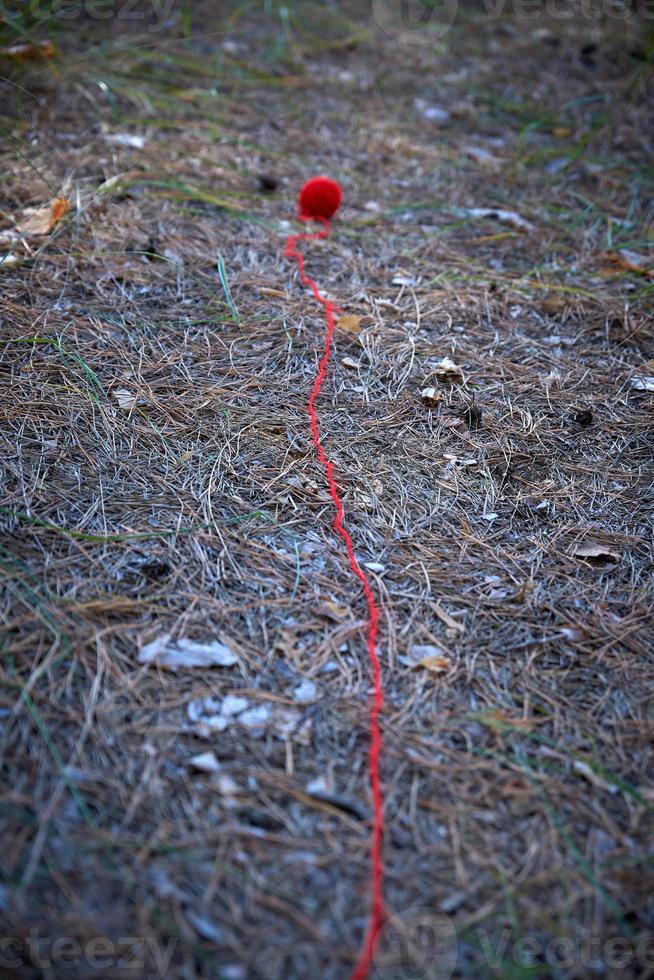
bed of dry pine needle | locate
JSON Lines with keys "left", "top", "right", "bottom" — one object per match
{"left": 0, "top": 1, "right": 652, "bottom": 977}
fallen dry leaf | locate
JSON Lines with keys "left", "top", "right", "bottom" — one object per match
{"left": 337, "top": 314, "right": 363, "bottom": 334}
{"left": 113, "top": 389, "right": 139, "bottom": 411}
{"left": 138, "top": 634, "right": 238, "bottom": 671}
{"left": 320, "top": 601, "right": 351, "bottom": 622}
{"left": 1, "top": 40, "right": 56, "bottom": 60}
{"left": 415, "top": 654, "right": 452, "bottom": 674}
{"left": 420, "top": 386, "right": 442, "bottom": 408}
{"left": 404, "top": 644, "right": 452, "bottom": 674}
{"left": 559, "top": 624, "right": 586, "bottom": 642}
{"left": 14, "top": 197, "right": 69, "bottom": 237}
{"left": 571, "top": 541, "right": 621, "bottom": 565}
{"left": 435, "top": 356, "right": 464, "bottom": 384}
{"left": 605, "top": 249, "right": 654, "bottom": 278}
{"left": 484, "top": 709, "right": 538, "bottom": 732}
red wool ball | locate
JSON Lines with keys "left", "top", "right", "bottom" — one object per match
{"left": 298, "top": 176, "right": 342, "bottom": 220}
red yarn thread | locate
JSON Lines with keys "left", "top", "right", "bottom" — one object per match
{"left": 285, "top": 213, "right": 385, "bottom": 980}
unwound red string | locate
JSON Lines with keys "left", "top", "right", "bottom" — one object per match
{"left": 285, "top": 216, "right": 385, "bottom": 980}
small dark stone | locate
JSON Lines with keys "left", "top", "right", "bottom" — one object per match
{"left": 257, "top": 173, "right": 279, "bottom": 193}
{"left": 574, "top": 407, "right": 593, "bottom": 428}
{"left": 580, "top": 42, "right": 597, "bottom": 66}
{"left": 463, "top": 403, "right": 483, "bottom": 429}
{"left": 145, "top": 237, "right": 159, "bottom": 261}
{"left": 142, "top": 559, "right": 171, "bottom": 580}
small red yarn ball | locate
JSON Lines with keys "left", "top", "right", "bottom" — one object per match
{"left": 298, "top": 176, "right": 342, "bottom": 220}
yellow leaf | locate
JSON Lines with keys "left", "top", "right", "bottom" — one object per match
{"left": 337, "top": 314, "right": 363, "bottom": 334}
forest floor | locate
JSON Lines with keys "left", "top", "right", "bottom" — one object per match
{"left": 0, "top": 1, "right": 653, "bottom": 977}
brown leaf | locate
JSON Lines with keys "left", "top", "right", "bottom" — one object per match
{"left": 571, "top": 541, "right": 621, "bottom": 565}
{"left": 420, "top": 386, "right": 442, "bottom": 408}
{"left": 485, "top": 709, "right": 538, "bottom": 732}
{"left": 406, "top": 644, "right": 453, "bottom": 674}
{"left": 1, "top": 40, "right": 56, "bottom": 60}
{"left": 416, "top": 654, "right": 452, "bottom": 674}
{"left": 14, "top": 197, "right": 69, "bottom": 237}
{"left": 321, "top": 601, "right": 351, "bottom": 621}
{"left": 435, "top": 356, "right": 464, "bottom": 384}
{"left": 337, "top": 314, "right": 363, "bottom": 334}
{"left": 605, "top": 249, "right": 654, "bottom": 278}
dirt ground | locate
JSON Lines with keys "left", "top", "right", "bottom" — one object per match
{"left": 0, "top": 1, "right": 653, "bottom": 977}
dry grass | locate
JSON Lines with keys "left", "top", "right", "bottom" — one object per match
{"left": 0, "top": 1, "right": 653, "bottom": 977}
